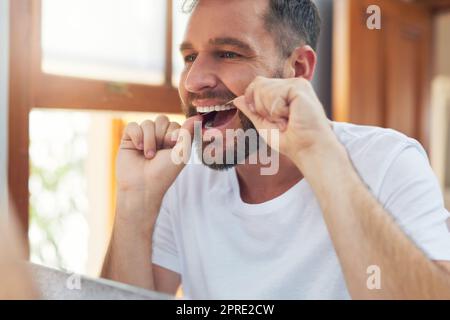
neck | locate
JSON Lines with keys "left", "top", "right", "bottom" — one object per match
{"left": 235, "top": 153, "right": 303, "bottom": 204}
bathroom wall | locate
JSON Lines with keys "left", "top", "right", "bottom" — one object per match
{"left": 432, "top": 12, "right": 450, "bottom": 209}
{"left": 312, "top": 0, "right": 333, "bottom": 118}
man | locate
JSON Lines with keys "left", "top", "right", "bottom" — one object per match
{"left": 102, "top": 0, "right": 450, "bottom": 299}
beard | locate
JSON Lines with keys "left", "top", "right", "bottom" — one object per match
{"left": 184, "top": 68, "right": 284, "bottom": 171}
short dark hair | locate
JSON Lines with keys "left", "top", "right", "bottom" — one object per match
{"left": 182, "top": 0, "right": 321, "bottom": 57}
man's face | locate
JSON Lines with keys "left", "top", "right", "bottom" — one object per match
{"left": 179, "top": 0, "right": 284, "bottom": 169}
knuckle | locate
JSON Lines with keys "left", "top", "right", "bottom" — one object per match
{"left": 267, "top": 90, "right": 277, "bottom": 101}
{"left": 245, "top": 84, "right": 254, "bottom": 96}
{"left": 126, "top": 122, "right": 142, "bottom": 138}
{"left": 288, "top": 83, "right": 300, "bottom": 94}
{"left": 140, "top": 120, "right": 154, "bottom": 128}
{"left": 155, "top": 115, "right": 170, "bottom": 125}
{"left": 168, "top": 122, "right": 181, "bottom": 130}
{"left": 126, "top": 122, "right": 139, "bottom": 131}
{"left": 141, "top": 123, "right": 156, "bottom": 141}
{"left": 255, "top": 75, "right": 266, "bottom": 83}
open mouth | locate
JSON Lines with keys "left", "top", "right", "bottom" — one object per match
{"left": 197, "top": 104, "right": 238, "bottom": 129}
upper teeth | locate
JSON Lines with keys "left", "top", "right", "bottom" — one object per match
{"left": 197, "top": 105, "right": 236, "bottom": 113}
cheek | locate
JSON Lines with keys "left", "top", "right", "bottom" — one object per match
{"left": 220, "top": 67, "right": 259, "bottom": 96}
{"left": 178, "top": 72, "right": 189, "bottom": 104}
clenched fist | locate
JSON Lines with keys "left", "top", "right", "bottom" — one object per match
{"left": 115, "top": 115, "right": 201, "bottom": 230}
{"left": 117, "top": 115, "right": 201, "bottom": 194}
{"left": 234, "top": 76, "right": 336, "bottom": 163}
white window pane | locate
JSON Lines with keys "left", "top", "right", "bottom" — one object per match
{"left": 42, "top": 0, "right": 167, "bottom": 85}
{"left": 172, "top": 2, "right": 190, "bottom": 87}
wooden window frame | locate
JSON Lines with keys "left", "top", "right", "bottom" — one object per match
{"left": 9, "top": 0, "right": 181, "bottom": 254}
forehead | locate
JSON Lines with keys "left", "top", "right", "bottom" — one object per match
{"left": 183, "top": 0, "right": 273, "bottom": 50}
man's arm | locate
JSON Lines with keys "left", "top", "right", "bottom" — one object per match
{"left": 153, "top": 265, "right": 181, "bottom": 295}
{"left": 235, "top": 76, "right": 450, "bottom": 299}
{"left": 101, "top": 116, "right": 200, "bottom": 294}
{"left": 101, "top": 191, "right": 181, "bottom": 294}
{"left": 294, "top": 139, "right": 450, "bottom": 299}
{"left": 437, "top": 261, "right": 450, "bottom": 274}
{"left": 101, "top": 191, "right": 159, "bottom": 290}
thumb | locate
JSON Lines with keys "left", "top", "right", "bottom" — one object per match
{"left": 233, "top": 96, "right": 262, "bottom": 127}
{"left": 168, "top": 114, "right": 203, "bottom": 147}
{"left": 170, "top": 114, "right": 202, "bottom": 165}
{"left": 181, "top": 114, "right": 203, "bottom": 139}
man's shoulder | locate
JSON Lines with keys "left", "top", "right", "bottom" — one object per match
{"left": 332, "top": 122, "right": 429, "bottom": 194}
{"left": 332, "top": 122, "right": 426, "bottom": 158}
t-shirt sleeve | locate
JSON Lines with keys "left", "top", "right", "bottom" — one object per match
{"left": 151, "top": 194, "right": 181, "bottom": 274}
{"left": 378, "top": 141, "right": 450, "bottom": 261}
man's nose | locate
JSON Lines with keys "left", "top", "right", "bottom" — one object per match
{"left": 184, "top": 55, "right": 218, "bottom": 94}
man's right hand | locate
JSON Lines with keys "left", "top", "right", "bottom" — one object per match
{"left": 115, "top": 114, "right": 202, "bottom": 230}
{"left": 102, "top": 114, "right": 200, "bottom": 290}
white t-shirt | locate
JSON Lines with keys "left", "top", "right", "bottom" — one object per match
{"left": 152, "top": 122, "right": 450, "bottom": 299}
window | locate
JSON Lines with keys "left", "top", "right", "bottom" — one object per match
{"left": 172, "top": 1, "right": 190, "bottom": 86}
{"left": 41, "top": 0, "right": 167, "bottom": 85}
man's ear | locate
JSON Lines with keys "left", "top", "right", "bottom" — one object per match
{"left": 285, "top": 45, "right": 317, "bottom": 80}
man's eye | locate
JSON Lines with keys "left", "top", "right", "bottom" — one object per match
{"left": 218, "top": 51, "right": 240, "bottom": 59}
{"left": 184, "top": 54, "right": 197, "bottom": 63}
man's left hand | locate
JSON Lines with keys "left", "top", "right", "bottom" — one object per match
{"left": 233, "top": 76, "right": 338, "bottom": 163}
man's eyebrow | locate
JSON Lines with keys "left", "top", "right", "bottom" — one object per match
{"left": 179, "top": 38, "right": 256, "bottom": 54}
{"left": 208, "top": 37, "right": 255, "bottom": 53}
{"left": 180, "top": 42, "right": 194, "bottom": 52}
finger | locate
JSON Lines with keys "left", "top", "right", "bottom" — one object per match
{"left": 141, "top": 120, "right": 156, "bottom": 159}
{"left": 122, "top": 122, "right": 143, "bottom": 150}
{"left": 174, "top": 115, "right": 203, "bottom": 151}
{"left": 275, "top": 119, "right": 288, "bottom": 132}
{"left": 233, "top": 96, "right": 263, "bottom": 128}
{"left": 170, "top": 115, "right": 203, "bottom": 166}
{"left": 120, "top": 140, "right": 136, "bottom": 150}
{"left": 244, "top": 81, "right": 257, "bottom": 112}
{"left": 181, "top": 114, "right": 203, "bottom": 138}
{"left": 155, "top": 115, "right": 170, "bottom": 149}
{"left": 166, "top": 115, "right": 202, "bottom": 152}
{"left": 270, "top": 96, "right": 289, "bottom": 119}
{"left": 163, "top": 122, "right": 181, "bottom": 149}
{"left": 249, "top": 77, "right": 273, "bottom": 119}
{"left": 253, "top": 85, "right": 270, "bottom": 119}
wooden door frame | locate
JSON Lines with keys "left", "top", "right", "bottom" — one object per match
{"left": 333, "top": 0, "right": 434, "bottom": 150}
{"left": 9, "top": 0, "right": 35, "bottom": 253}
